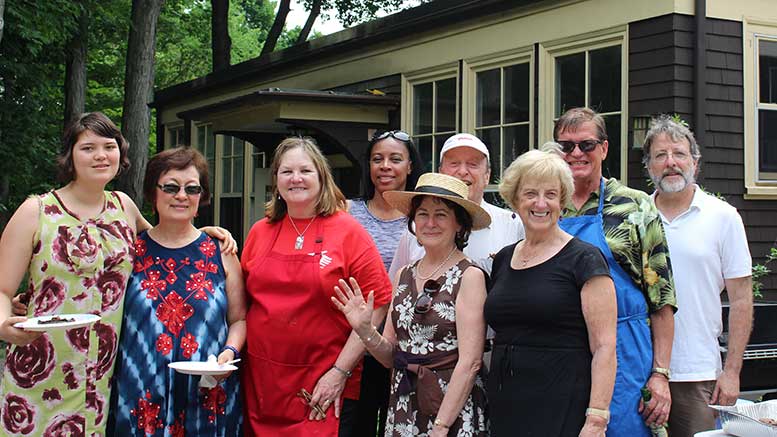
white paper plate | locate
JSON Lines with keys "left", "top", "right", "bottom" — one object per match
{"left": 14, "top": 314, "right": 101, "bottom": 331}
{"left": 168, "top": 361, "right": 238, "bottom": 376}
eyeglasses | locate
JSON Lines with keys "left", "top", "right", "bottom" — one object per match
{"left": 558, "top": 139, "right": 602, "bottom": 154}
{"left": 415, "top": 280, "right": 441, "bottom": 314}
{"left": 371, "top": 130, "right": 411, "bottom": 143}
{"left": 652, "top": 150, "right": 691, "bottom": 164}
{"left": 157, "top": 183, "right": 203, "bottom": 195}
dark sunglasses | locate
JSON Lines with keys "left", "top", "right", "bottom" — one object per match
{"left": 415, "top": 280, "right": 441, "bottom": 314}
{"left": 157, "top": 183, "right": 203, "bottom": 195}
{"left": 372, "top": 130, "right": 411, "bottom": 143}
{"left": 558, "top": 139, "right": 602, "bottom": 154}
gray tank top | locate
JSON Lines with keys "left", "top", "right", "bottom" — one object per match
{"left": 349, "top": 199, "right": 407, "bottom": 273}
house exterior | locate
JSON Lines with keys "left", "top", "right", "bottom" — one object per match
{"left": 152, "top": 0, "right": 777, "bottom": 291}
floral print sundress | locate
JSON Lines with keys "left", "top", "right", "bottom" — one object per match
{"left": 0, "top": 191, "right": 134, "bottom": 436}
{"left": 385, "top": 258, "right": 488, "bottom": 437}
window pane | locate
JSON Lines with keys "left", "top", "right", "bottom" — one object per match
{"left": 476, "top": 128, "right": 501, "bottom": 184}
{"left": 602, "top": 115, "right": 621, "bottom": 179}
{"left": 759, "top": 40, "right": 777, "bottom": 104}
{"left": 436, "top": 78, "right": 457, "bottom": 132}
{"left": 197, "top": 127, "right": 205, "bottom": 152}
{"left": 503, "top": 125, "right": 530, "bottom": 171}
{"left": 556, "top": 53, "right": 585, "bottom": 116}
{"left": 223, "top": 159, "right": 232, "bottom": 193}
{"left": 413, "top": 83, "right": 433, "bottom": 134}
{"left": 434, "top": 133, "right": 455, "bottom": 169}
{"left": 208, "top": 162, "right": 215, "bottom": 192}
{"left": 206, "top": 130, "right": 215, "bottom": 159}
{"left": 759, "top": 109, "right": 777, "bottom": 176}
{"left": 235, "top": 156, "right": 244, "bottom": 193}
{"left": 504, "top": 63, "right": 530, "bottom": 123}
{"left": 477, "top": 68, "right": 501, "bottom": 127}
{"left": 415, "top": 136, "right": 434, "bottom": 173}
{"left": 589, "top": 45, "right": 622, "bottom": 113}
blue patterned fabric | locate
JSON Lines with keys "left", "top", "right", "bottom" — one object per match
{"left": 108, "top": 231, "right": 242, "bottom": 436}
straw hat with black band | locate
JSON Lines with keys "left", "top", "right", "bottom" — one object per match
{"left": 383, "top": 173, "right": 491, "bottom": 230}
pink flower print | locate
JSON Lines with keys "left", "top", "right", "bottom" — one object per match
{"left": 32, "top": 240, "right": 41, "bottom": 255}
{"left": 42, "top": 388, "right": 62, "bottom": 402}
{"left": 62, "top": 362, "right": 80, "bottom": 390}
{"left": 200, "top": 385, "right": 227, "bottom": 423}
{"left": 140, "top": 270, "right": 166, "bottom": 300}
{"left": 134, "top": 256, "right": 154, "bottom": 273}
{"left": 200, "top": 238, "right": 217, "bottom": 258}
{"left": 134, "top": 238, "right": 147, "bottom": 257}
{"left": 86, "top": 389, "right": 105, "bottom": 426}
{"left": 194, "top": 259, "right": 219, "bottom": 274}
{"left": 43, "top": 413, "right": 85, "bottom": 437}
{"left": 66, "top": 327, "right": 89, "bottom": 353}
{"left": 131, "top": 391, "right": 163, "bottom": 435}
{"left": 31, "top": 277, "right": 66, "bottom": 316}
{"left": 44, "top": 203, "right": 62, "bottom": 216}
{"left": 156, "top": 293, "right": 193, "bottom": 337}
{"left": 187, "top": 272, "right": 214, "bottom": 301}
{"left": 180, "top": 333, "right": 199, "bottom": 359}
{"left": 7, "top": 335, "right": 55, "bottom": 389}
{"left": 168, "top": 412, "right": 185, "bottom": 437}
{"left": 166, "top": 271, "right": 178, "bottom": 284}
{"left": 106, "top": 199, "right": 117, "bottom": 210}
{"left": 156, "top": 333, "right": 173, "bottom": 355}
{"left": 94, "top": 322, "right": 118, "bottom": 380}
{"left": 98, "top": 270, "right": 126, "bottom": 312}
{"left": 2, "top": 393, "right": 36, "bottom": 434}
{"left": 66, "top": 226, "right": 101, "bottom": 274}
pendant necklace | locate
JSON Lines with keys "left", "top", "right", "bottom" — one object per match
{"left": 416, "top": 246, "right": 457, "bottom": 280}
{"left": 288, "top": 214, "right": 317, "bottom": 250}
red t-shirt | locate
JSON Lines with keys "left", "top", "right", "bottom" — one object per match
{"left": 242, "top": 211, "right": 392, "bottom": 399}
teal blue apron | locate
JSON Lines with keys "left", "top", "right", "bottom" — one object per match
{"left": 559, "top": 178, "right": 652, "bottom": 436}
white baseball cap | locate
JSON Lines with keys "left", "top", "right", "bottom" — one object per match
{"left": 440, "top": 133, "right": 490, "bottom": 161}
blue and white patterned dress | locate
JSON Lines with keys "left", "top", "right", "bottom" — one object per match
{"left": 109, "top": 231, "right": 242, "bottom": 436}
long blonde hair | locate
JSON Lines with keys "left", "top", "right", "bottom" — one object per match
{"left": 265, "top": 137, "right": 347, "bottom": 222}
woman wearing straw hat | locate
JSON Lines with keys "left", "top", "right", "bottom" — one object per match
{"left": 332, "top": 172, "right": 490, "bottom": 437}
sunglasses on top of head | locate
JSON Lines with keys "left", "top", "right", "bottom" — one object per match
{"left": 558, "top": 139, "right": 602, "bottom": 154}
{"left": 157, "top": 183, "right": 203, "bottom": 195}
{"left": 371, "top": 130, "right": 411, "bottom": 143}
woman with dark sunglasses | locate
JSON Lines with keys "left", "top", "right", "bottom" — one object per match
{"left": 108, "top": 146, "right": 246, "bottom": 435}
{"left": 347, "top": 130, "right": 423, "bottom": 436}
{"left": 333, "top": 172, "right": 491, "bottom": 437}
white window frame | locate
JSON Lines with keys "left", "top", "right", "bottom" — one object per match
{"left": 744, "top": 17, "right": 777, "bottom": 199}
{"left": 401, "top": 63, "right": 460, "bottom": 171}
{"left": 167, "top": 123, "right": 185, "bottom": 148}
{"left": 220, "top": 135, "right": 245, "bottom": 197}
{"left": 463, "top": 46, "right": 535, "bottom": 188}
{"left": 539, "top": 26, "right": 628, "bottom": 182}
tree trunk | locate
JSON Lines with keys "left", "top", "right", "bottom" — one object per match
{"left": 296, "top": 0, "right": 321, "bottom": 44}
{"left": 64, "top": 11, "right": 88, "bottom": 127}
{"left": 211, "top": 0, "right": 231, "bottom": 71}
{"left": 261, "top": 0, "right": 290, "bottom": 56}
{"left": 116, "top": 0, "right": 165, "bottom": 208}
{"left": 0, "top": 0, "right": 5, "bottom": 45}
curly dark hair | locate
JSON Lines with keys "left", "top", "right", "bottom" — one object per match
{"left": 407, "top": 195, "right": 473, "bottom": 250}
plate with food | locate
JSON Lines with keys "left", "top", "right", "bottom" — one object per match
{"left": 14, "top": 314, "right": 101, "bottom": 331}
{"left": 168, "top": 360, "right": 238, "bottom": 376}
{"left": 710, "top": 400, "right": 777, "bottom": 437}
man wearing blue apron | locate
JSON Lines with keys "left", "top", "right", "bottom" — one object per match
{"left": 554, "top": 107, "right": 677, "bottom": 436}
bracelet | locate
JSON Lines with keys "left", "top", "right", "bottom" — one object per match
{"left": 363, "top": 326, "right": 382, "bottom": 349}
{"left": 433, "top": 417, "right": 449, "bottom": 429}
{"left": 223, "top": 345, "right": 240, "bottom": 360}
{"left": 585, "top": 407, "right": 610, "bottom": 424}
{"left": 332, "top": 364, "right": 352, "bottom": 378}
{"left": 651, "top": 367, "right": 671, "bottom": 379}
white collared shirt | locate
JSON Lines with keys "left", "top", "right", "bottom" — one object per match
{"left": 388, "top": 200, "right": 525, "bottom": 282}
{"left": 653, "top": 186, "right": 751, "bottom": 381}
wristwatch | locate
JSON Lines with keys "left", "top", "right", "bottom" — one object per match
{"left": 651, "top": 367, "right": 671, "bottom": 379}
{"left": 585, "top": 407, "right": 610, "bottom": 424}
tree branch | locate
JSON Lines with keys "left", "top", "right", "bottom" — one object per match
{"left": 64, "top": 10, "right": 88, "bottom": 127}
{"left": 261, "top": 0, "right": 291, "bottom": 56}
{"left": 296, "top": 0, "right": 321, "bottom": 44}
{"left": 211, "top": 0, "right": 231, "bottom": 71}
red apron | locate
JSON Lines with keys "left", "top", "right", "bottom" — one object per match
{"left": 243, "top": 219, "right": 349, "bottom": 437}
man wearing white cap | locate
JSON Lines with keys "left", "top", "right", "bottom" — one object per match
{"left": 388, "top": 133, "right": 525, "bottom": 278}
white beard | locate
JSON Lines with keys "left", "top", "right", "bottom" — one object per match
{"left": 651, "top": 165, "right": 696, "bottom": 193}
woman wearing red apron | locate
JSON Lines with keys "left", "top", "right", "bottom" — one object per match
{"left": 241, "top": 137, "right": 393, "bottom": 436}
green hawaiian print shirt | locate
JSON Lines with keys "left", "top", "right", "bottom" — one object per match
{"left": 562, "top": 178, "right": 677, "bottom": 313}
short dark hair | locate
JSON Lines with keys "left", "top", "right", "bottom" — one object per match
{"left": 58, "top": 112, "right": 130, "bottom": 183}
{"left": 407, "top": 195, "right": 473, "bottom": 250}
{"left": 361, "top": 133, "right": 424, "bottom": 200}
{"left": 143, "top": 146, "right": 211, "bottom": 208}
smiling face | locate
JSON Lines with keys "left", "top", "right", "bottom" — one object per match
{"left": 71, "top": 130, "right": 121, "bottom": 184}
{"left": 277, "top": 146, "right": 321, "bottom": 216}
{"left": 557, "top": 121, "right": 608, "bottom": 185}
{"left": 647, "top": 133, "right": 697, "bottom": 193}
{"left": 370, "top": 138, "right": 412, "bottom": 194}
{"left": 155, "top": 165, "right": 202, "bottom": 222}
{"left": 515, "top": 176, "right": 562, "bottom": 236}
{"left": 413, "top": 196, "right": 461, "bottom": 249}
{"left": 439, "top": 147, "right": 490, "bottom": 203}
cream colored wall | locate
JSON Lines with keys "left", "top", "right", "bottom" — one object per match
{"left": 674, "top": 0, "right": 777, "bottom": 22}
{"left": 161, "top": 0, "right": 685, "bottom": 123}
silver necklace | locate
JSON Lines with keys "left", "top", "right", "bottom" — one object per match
{"left": 288, "top": 215, "right": 317, "bottom": 250}
{"left": 416, "top": 246, "right": 457, "bottom": 280}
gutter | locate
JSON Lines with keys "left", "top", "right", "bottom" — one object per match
{"left": 694, "top": 0, "right": 706, "bottom": 147}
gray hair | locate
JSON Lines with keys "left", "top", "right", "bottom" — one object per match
{"left": 642, "top": 115, "right": 701, "bottom": 166}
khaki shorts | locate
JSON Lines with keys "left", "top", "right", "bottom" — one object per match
{"left": 668, "top": 380, "right": 717, "bottom": 437}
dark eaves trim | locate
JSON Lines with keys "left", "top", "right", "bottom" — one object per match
{"left": 153, "top": 0, "right": 550, "bottom": 107}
